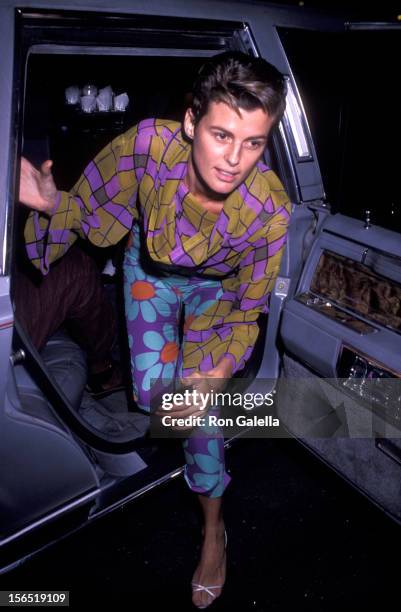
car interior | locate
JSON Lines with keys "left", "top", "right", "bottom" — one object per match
{"left": 2, "top": 5, "right": 401, "bottom": 573}
{"left": 4, "top": 12, "right": 286, "bottom": 569}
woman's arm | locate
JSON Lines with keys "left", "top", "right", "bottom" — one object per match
{"left": 217, "top": 182, "right": 292, "bottom": 375}
{"left": 23, "top": 124, "right": 146, "bottom": 274}
{"left": 168, "top": 184, "right": 291, "bottom": 420}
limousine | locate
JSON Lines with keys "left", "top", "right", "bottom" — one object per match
{"left": 0, "top": 0, "right": 400, "bottom": 574}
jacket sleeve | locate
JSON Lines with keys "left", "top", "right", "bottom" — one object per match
{"left": 24, "top": 124, "right": 147, "bottom": 274}
{"left": 218, "top": 175, "right": 292, "bottom": 374}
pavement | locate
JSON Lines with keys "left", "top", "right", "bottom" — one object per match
{"left": 2, "top": 437, "right": 400, "bottom": 610}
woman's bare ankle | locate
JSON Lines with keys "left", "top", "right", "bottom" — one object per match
{"left": 202, "top": 520, "right": 225, "bottom": 537}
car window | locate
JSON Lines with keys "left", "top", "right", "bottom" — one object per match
{"left": 278, "top": 26, "right": 401, "bottom": 233}
{"left": 278, "top": 28, "right": 345, "bottom": 206}
{"left": 337, "top": 29, "right": 401, "bottom": 233}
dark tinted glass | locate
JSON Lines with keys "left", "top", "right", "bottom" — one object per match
{"left": 338, "top": 30, "right": 401, "bottom": 232}
{"left": 278, "top": 28, "right": 345, "bottom": 206}
{"left": 279, "top": 27, "right": 401, "bottom": 233}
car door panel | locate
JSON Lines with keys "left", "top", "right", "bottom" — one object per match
{"left": 1, "top": 362, "right": 100, "bottom": 543}
{"left": 278, "top": 212, "right": 401, "bottom": 522}
{"left": 281, "top": 213, "right": 401, "bottom": 377}
{"left": 275, "top": 22, "right": 401, "bottom": 521}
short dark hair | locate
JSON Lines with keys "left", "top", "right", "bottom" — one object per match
{"left": 191, "top": 51, "right": 287, "bottom": 125}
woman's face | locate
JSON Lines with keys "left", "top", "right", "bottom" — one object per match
{"left": 184, "top": 100, "right": 275, "bottom": 200}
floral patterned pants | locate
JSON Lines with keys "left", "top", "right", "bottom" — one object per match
{"left": 123, "top": 224, "right": 231, "bottom": 498}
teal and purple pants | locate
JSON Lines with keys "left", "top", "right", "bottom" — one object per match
{"left": 123, "top": 224, "right": 231, "bottom": 498}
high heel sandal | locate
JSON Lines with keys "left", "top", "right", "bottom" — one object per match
{"left": 191, "top": 529, "right": 227, "bottom": 609}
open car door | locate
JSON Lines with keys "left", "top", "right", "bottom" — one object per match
{"left": 276, "top": 23, "right": 401, "bottom": 522}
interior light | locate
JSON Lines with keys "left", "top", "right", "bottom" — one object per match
{"left": 283, "top": 78, "right": 311, "bottom": 159}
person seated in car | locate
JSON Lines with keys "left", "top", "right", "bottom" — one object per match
{"left": 19, "top": 51, "right": 291, "bottom": 609}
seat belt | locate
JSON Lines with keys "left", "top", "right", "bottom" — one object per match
{"left": 256, "top": 275, "right": 290, "bottom": 380}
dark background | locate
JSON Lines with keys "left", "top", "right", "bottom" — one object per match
{"left": 229, "top": 0, "right": 401, "bottom": 21}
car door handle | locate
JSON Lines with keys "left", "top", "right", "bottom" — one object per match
{"left": 10, "top": 348, "right": 26, "bottom": 365}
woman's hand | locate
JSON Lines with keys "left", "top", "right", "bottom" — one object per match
{"left": 155, "top": 357, "right": 233, "bottom": 430}
{"left": 183, "top": 357, "right": 234, "bottom": 396}
{"left": 180, "top": 356, "right": 233, "bottom": 399}
{"left": 155, "top": 393, "right": 207, "bottom": 429}
{"left": 19, "top": 157, "right": 58, "bottom": 214}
